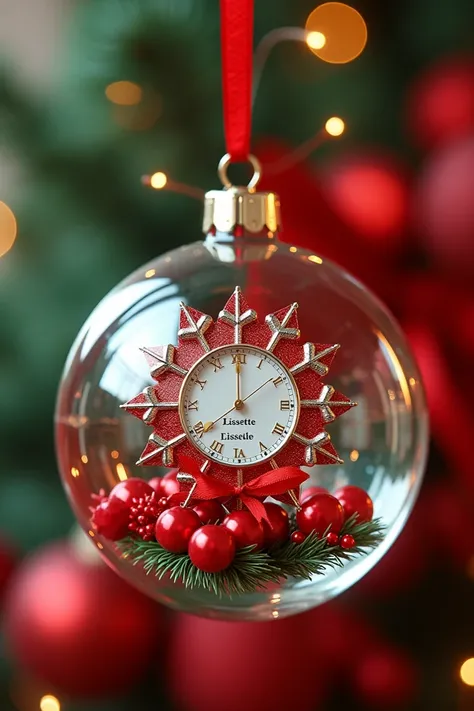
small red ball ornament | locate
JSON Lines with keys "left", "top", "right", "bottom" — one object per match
{"left": 326, "top": 532, "right": 339, "bottom": 546}
{"left": 188, "top": 525, "right": 236, "bottom": 572}
{"left": 262, "top": 503, "right": 290, "bottom": 547}
{"left": 155, "top": 506, "right": 201, "bottom": 553}
{"left": 223, "top": 511, "right": 264, "bottom": 550}
{"left": 291, "top": 531, "right": 306, "bottom": 545}
{"left": 149, "top": 470, "right": 180, "bottom": 497}
{"left": 334, "top": 485, "right": 374, "bottom": 523}
{"left": 340, "top": 534, "right": 356, "bottom": 550}
{"left": 300, "top": 486, "right": 328, "bottom": 503}
{"left": 92, "top": 499, "right": 130, "bottom": 540}
{"left": 108, "top": 478, "right": 154, "bottom": 507}
{"left": 193, "top": 500, "right": 227, "bottom": 525}
{"left": 296, "top": 494, "right": 344, "bottom": 536}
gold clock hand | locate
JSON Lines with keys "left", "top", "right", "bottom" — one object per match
{"left": 202, "top": 377, "right": 272, "bottom": 434}
{"left": 235, "top": 359, "right": 243, "bottom": 409}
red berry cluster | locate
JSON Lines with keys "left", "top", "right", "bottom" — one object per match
{"left": 128, "top": 492, "right": 169, "bottom": 541}
{"left": 291, "top": 485, "right": 374, "bottom": 550}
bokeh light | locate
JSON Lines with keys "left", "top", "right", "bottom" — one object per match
{"left": 105, "top": 81, "right": 142, "bottom": 106}
{"left": 460, "top": 658, "right": 474, "bottom": 685}
{"left": 306, "top": 3, "right": 368, "bottom": 64}
{"left": 0, "top": 201, "right": 17, "bottom": 257}
{"left": 306, "top": 31, "right": 326, "bottom": 50}
{"left": 40, "top": 695, "right": 61, "bottom": 711}
{"left": 150, "top": 172, "right": 168, "bottom": 189}
{"left": 325, "top": 117, "right": 345, "bottom": 136}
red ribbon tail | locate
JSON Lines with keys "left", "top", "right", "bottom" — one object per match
{"left": 240, "top": 494, "right": 269, "bottom": 523}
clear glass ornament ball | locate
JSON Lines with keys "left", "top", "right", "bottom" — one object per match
{"left": 56, "top": 230, "right": 428, "bottom": 620}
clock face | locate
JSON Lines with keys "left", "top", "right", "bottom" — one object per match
{"left": 179, "top": 345, "right": 300, "bottom": 467}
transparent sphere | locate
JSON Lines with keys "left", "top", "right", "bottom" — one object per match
{"left": 56, "top": 231, "right": 428, "bottom": 620}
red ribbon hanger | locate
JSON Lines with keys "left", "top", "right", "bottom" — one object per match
{"left": 220, "top": 0, "right": 254, "bottom": 162}
{"left": 177, "top": 455, "right": 309, "bottom": 523}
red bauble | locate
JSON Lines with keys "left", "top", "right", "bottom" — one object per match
{"left": 296, "top": 494, "right": 344, "bottom": 536}
{"left": 334, "top": 485, "right": 374, "bottom": 523}
{"left": 261, "top": 503, "right": 290, "bottom": 548}
{"left": 406, "top": 55, "right": 474, "bottom": 150}
{"left": 326, "top": 532, "right": 339, "bottom": 546}
{"left": 0, "top": 540, "right": 16, "bottom": 602}
{"left": 300, "top": 486, "right": 328, "bottom": 503}
{"left": 92, "top": 499, "right": 130, "bottom": 540}
{"left": 108, "top": 478, "right": 154, "bottom": 507}
{"left": 340, "top": 534, "right": 356, "bottom": 550}
{"left": 223, "top": 511, "right": 264, "bottom": 550}
{"left": 4, "top": 542, "right": 162, "bottom": 697}
{"left": 414, "top": 135, "right": 474, "bottom": 276}
{"left": 352, "top": 647, "right": 417, "bottom": 709}
{"left": 167, "top": 613, "right": 327, "bottom": 711}
{"left": 149, "top": 470, "right": 180, "bottom": 498}
{"left": 155, "top": 506, "right": 201, "bottom": 553}
{"left": 193, "top": 500, "right": 226, "bottom": 525}
{"left": 291, "top": 531, "right": 306, "bottom": 545}
{"left": 188, "top": 526, "right": 235, "bottom": 573}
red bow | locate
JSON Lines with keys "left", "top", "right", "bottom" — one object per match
{"left": 177, "top": 455, "right": 309, "bottom": 523}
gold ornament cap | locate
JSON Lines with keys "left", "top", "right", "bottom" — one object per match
{"left": 203, "top": 153, "right": 281, "bottom": 235}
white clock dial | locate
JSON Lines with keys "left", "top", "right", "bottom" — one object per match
{"left": 179, "top": 344, "right": 300, "bottom": 467}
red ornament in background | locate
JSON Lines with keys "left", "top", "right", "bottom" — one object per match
{"left": 406, "top": 54, "right": 474, "bottom": 150}
{"left": 155, "top": 507, "right": 201, "bottom": 553}
{"left": 291, "top": 531, "right": 306, "bottom": 545}
{"left": 323, "top": 151, "right": 410, "bottom": 255}
{"left": 149, "top": 470, "right": 180, "bottom": 498}
{"left": 167, "top": 613, "right": 327, "bottom": 711}
{"left": 108, "top": 478, "right": 154, "bottom": 507}
{"left": 300, "top": 486, "right": 328, "bottom": 503}
{"left": 334, "top": 485, "right": 374, "bottom": 523}
{"left": 188, "top": 525, "right": 235, "bottom": 572}
{"left": 193, "top": 500, "right": 227, "bottom": 524}
{"left": 414, "top": 135, "right": 474, "bottom": 276}
{"left": 351, "top": 646, "right": 417, "bottom": 709}
{"left": 296, "top": 494, "right": 344, "bottom": 536}
{"left": 223, "top": 511, "right": 264, "bottom": 550}
{"left": 261, "top": 503, "right": 290, "bottom": 547}
{"left": 0, "top": 540, "right": 16, "bottom": 603}
{"left": 3, "top": 541, "right": 162, "bottom": 697}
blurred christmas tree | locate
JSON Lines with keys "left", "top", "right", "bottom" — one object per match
{"left": 0, "top": 0, "right": 474, "bottom": 709}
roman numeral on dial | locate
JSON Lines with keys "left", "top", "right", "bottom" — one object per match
{"left": 272, "top": 422, "right": 286, "bottom": 436}
{"left": 273, "top": 376, "right": 283, "bottom": 387}
{"left": 231, "top": 353, "right": 247, "bottom": 365}
{"left": 210, "top": 440, "right": 224, "bottom": 454}
{"left": 259, "top": 441, "right": 268, "bottom": 453}
{"left": 280, "top": 400, "right": 290, "bottom": 410}
{"left": 193, "top": 378, "right": 207, "bottom": 390}
{"left": 192, "top": 421, "right": 205, "bottom": 437}
{"left": 208, "top": 356, "right": 223, "bottom": 372}
{"left": 256, "top": 358, "right": 264, "bottom": 369}
{"left": 233, "top": 448, "right": 245, "bottom": 458}
{"left": 186, "top": 400, "right": 198, "bottom": 411}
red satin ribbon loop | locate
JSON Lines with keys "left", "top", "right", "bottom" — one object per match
{"left": 178, "top": 455, "right": 309, "bottom": 523}
{"left": 220, "top": 0, "right": 254, "bottom": 161}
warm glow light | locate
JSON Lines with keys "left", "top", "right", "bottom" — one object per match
{"left": 70, "top": 467, "right": 80, "bottom": 478}
{"left": 111, "top": 450, "right": 120, "bottom": 459}
{"left": 116, "top": 462, "right": 128, "bottom": 481}
{"left": 0, "top": 201, "right": 17, "bottom": 257}
{"left": 409, "top": 377, "right": 416, "bottom": 386}
{"left": 460, "top": 658, "right": 474, "bottom": 686}
{"left": 88, "top": 529, "right": 95, "bottom": 537}
{"left": 105, "top": 80, "right": 142, "bottom": 106}
{"left": 289, "top": 246, "right": 298, "bottom": 253}
{"left": 306, "top": 30, "right": 326, "bottom": 50}
{"left": 81, "top": 454, "right": 88, "bottom": 464}
{"left": 350, "top": 449, "right": 359, "bottom": 462}
{"left": 145, "top": 268, "right": 156, "bottom": 278}
{"left": 150, "top": 172, "right": 168, "bottom": 189}
{"left": 308, "top": 254, "right": 323, "bottom": 264}
{"left": 97, "top": 541, "right": 104, "bottom": 550}
{"left": 325, "top": 117, "right": 345, "bottom": 136}
{"left": 40, "top": 695, "right": 61, "bottom": 711}
{"left": 272, "top": 610, "right": 279, "bottom": 618}
{"left": 305, "top": 3, "right": 367, "bottom": 64}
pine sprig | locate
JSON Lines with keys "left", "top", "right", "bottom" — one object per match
{"left": 118, "top": 516, "right": 385, "bottom": 597}
{"left": 119, "top": 539, "right": 282, "bottom": 597}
